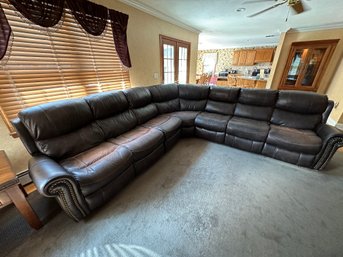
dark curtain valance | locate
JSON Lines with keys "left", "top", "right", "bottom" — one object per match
{"left": 8, "top": 0, "right": 64, "bottom": 27}
{"left": 67, "top": 0, "right": 107, "bottom": 36}
{"left": 110, "top": 10, "right": 131, "bottom": 68}
{"left": 3, "top": 0, "right": 131, "bottom": 67}
{"left": 0, "top": 3, "right": 11, "bottom": 60}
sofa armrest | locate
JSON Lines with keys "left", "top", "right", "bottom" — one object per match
{"left": 313, "top": 124, "right": 343, "bottom": 170}
{"left": 29, "top": 156, "right": 90, "bottom": 221}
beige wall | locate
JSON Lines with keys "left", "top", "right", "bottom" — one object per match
{"left": 268, "top": 28, "right": 343, "bottom": 123}
{"left": 0, "top": 0, "right": 199, "bottom": 174}
{"left": 92, "top": 0, "right": 199, "bottom": 86}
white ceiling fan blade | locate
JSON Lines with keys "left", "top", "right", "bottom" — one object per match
{"left": 242, "top": 0, "right": 277, "bottom": 4}
{"left": 247, "top": 0, "right": 287, "bottom": 17}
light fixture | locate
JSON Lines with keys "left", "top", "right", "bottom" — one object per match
{"left": 236, "top": 8, "right": 246, "bottom": 12}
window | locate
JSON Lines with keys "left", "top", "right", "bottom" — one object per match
{"left": 202, "top": 53, "right": 217, "bottom": 74}
{"left": 0, "top": 0, "right": 131, "bottom": 136}
{"left": 159, "top": 35, "right": 190, "bottom": 84}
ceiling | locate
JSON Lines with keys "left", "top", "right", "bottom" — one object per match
{"left": 120, "top": 0, "right": 343, "bottom": 50}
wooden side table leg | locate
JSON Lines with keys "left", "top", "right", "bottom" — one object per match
{"left": 6, "top": 185, "right": 43, "bottom": 230}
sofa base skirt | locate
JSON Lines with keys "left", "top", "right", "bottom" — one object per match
{"left": 224, "top": 134, "right": 264, "bottom": 154}
{"left": 134, "top": 143, "right": 165, "bottom": 175}
{"left": 195, "top": 127, "right": 225, "bottom": 144}
{"left": 85, "top": 165, "right": 135, "bottom": 210}
{"left": 165, "top": 129, "right": 181, "bottom": 152}
{"left": 262, "top": 143, "right": 315, "bottom": 168}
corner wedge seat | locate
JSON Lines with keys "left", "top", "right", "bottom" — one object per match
{"left": 266, "top": 125, "right": 322, "bottom": 155}
{"left": 59, "top": 142, "right": 133, "bottom": 197}
{"left": 108, "top": 126, "right": 164, "bottom": 172}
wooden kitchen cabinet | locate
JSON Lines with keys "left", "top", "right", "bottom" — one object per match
{"left": 238, "top": 51, "right": 247, "bottom": 65}
{"left": 255, "top": 80, "right": 267, "bottom": 89}
{"left": 254, "top": 48, "right": 274, "bottom": 63}
{"left": 232, "top": 51, "right": 240, "bottom": 65}
{"left": 245, "top": 50, "right": 256, "bottom": 65}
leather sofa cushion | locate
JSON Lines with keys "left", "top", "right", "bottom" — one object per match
{"left": 19, "top": 99, "right": 93, "bottom": 140}
{"left": 124, "top": 87, "right": 152, "bottom": 108}
{"left": 142, "top": 115, "right": 182, "bottom": 139}
{"left": 180, "top": 99, "right": 207, "bottom": 111}
{"left": 271, "top": 109, "right": 322, "bottom": 130}
{"left": 149, "top": 84, "right": 180, "bottom": 113}
{"left": 239, "top": 88, "right": 278, "bottom": 106}
{"left": 209, "top": 86, "right": 240, "bottom": 102}
{"left": 132, "top": 104, "right": 158, "bottom": 125}
{"left": 276, "top": 91, "right": 328, "bottom": 114}
{"left": 108, "top": 127, "right": 164, "bottom": 161}
{"left": 170, "top": 111, "right": 199, "bottom": 127}
{"left": 205, "top": 100, "right": 235, "bottom": 116}
{"left": 155, "top": 99, "right": 180, "bottom": 114}
{"left": 226, "top": 117, "right": 270, "bottom": 142}
{"left": 96, "top": 110, "right": 137, "bottom": 139}
{"left": 195, "top": 112, "right": 231, "bottom": 132}
{"left": 179, "top": 84, "right": 209, "bottom": 111}
{"left": 149, "top": 84, "right": 179, "bottom": 102}
{"left": 266, "top": 125, "right": 322, "bottom": 154}
{"left": 36, "top": 123, "right": 104, "bottom": 159}
{"left": 234, "top": 103, "right": 273, "bottom": 121}
{"left": 60, "top": 142, "right": 132, "bottom": 196}
{"left": 85, "top": 91, "right": 129, "bottom": 119}
{"left": 179, "top": 84, "right": 209, "bottom": 100}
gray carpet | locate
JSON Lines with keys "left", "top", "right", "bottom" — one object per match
{"left": 4, "top": 138, "right": 343, "bottom": 257}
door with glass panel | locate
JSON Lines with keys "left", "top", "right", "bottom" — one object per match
{"left": 279, "top": 40, "right": 338, "bottom": 92}
{"left": 160, "top": 35, "right": 190, "bottom": 84}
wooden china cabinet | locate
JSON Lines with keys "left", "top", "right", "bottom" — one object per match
{"left": 279, "top": 39, "right": 339, "bottom": 92}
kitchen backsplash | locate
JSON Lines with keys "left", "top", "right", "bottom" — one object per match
{"left": 197, "top": 45, "right": 277, "bottom": 75}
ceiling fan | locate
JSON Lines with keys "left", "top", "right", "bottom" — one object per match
{"left": 243, "top": 0, "right": 306, "bottom": 18}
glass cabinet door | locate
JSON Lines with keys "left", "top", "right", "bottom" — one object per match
{"left": 279, "top": 40, "right": 338, "bottom": 92}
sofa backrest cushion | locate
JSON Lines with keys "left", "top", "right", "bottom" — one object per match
{"left": 18, "top": 99, "right": 104, "bottom": 159}
{"left": 205, "top": 86, "right": 240, "bottom": 115}
{"left": 149, "top": 84, "right": 180, "bottom": 113}
{"left": 85, "top": 91, "right": 137, "bottom": 139}
{"left": 179, "top": 84, "right": 209, "bottom": 111}
{"left": 271, "top": 91, "right": 328, "bottom": 130}
{"left": 124, "top": 87, "right": 158, "bottom": 124}
{"left": 85, "top": 91, "right": 129, "bottom": 120}
{"left": 234, "top": 89, "right": 278, "bottom": 121}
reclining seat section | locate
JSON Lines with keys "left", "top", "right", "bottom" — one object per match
{"left": 143, "top": 84, "right": 182, "bottom": 151}
{"left": 226, "top": 89, "right": 277, "bottom": 153}
{"left": 263, "top": 91, "right": 327, "bottom": 167}
{"left": 109, "top": 87, "right": 165, "bottom": 174}
{"left": 171, "top": 84, "right": 209, "bottom": 135}
{"left": 195, "top": 86, "right": 240, "bottom": 143}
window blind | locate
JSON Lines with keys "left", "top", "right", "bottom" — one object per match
{"left": 0, "top": 0, "right": 131, "bottom": 136}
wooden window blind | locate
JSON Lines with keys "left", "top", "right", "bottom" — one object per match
{"left": 0, "top": 0, "right": 131, "bottom": 136}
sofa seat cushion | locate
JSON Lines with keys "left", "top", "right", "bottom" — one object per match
{"left": 266, "top": 125, "right": 322, "bottom": 154}
{"left": 195, "top": 112, "right": 231, "bottom": 132}
{"left": 108, "top": 127, "right": 164, "bottom": 161}
{"left": 227, "top": 117, "right": 270, "bottom": 142}
{"left": 170, "top": 111, "right": 200, "bottom": 127}
{"left": 142, "top": 115, "right": 182, "bottom": 139}
{"left": 60, "top": 142, "right": 132, "bottom": 196}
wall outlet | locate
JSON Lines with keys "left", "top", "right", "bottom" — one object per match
{"left": 153, "top": 72, "right": 159, "bottom": 80}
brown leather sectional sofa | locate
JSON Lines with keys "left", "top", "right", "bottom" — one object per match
{"left": 12, "top": 84, "right": 343, "bottom": 221}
